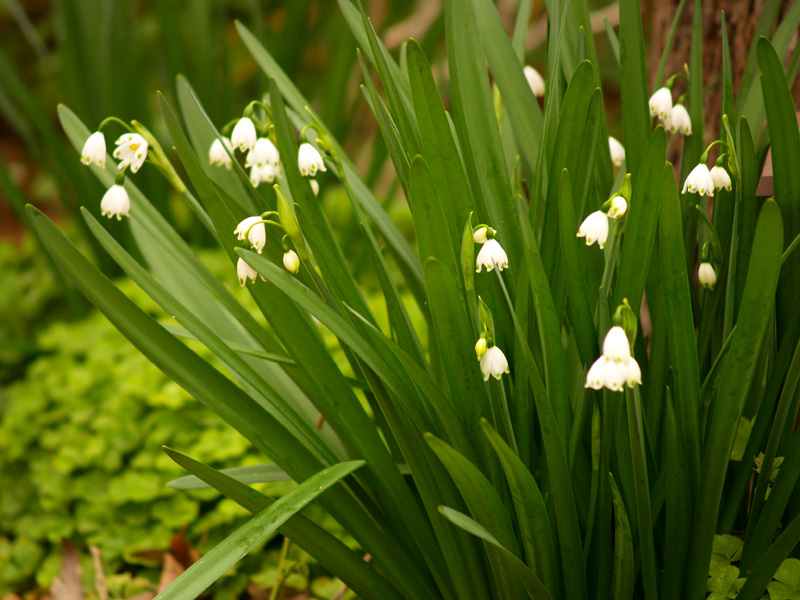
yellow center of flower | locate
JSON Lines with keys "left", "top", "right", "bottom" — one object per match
{"left": 129, "top": 143, "right": 140, "bottom": 152}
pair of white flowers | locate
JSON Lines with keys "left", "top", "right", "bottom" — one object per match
{"left": 81, "top": 131, "right": 151, "bottom": 220}
{"left": 682, "top": 162, "right": 732, "bottom": 197}
{"left": 234, "top": 216, "right": 300, "bottom": 286}
{"left": 648, "top": 87, "right": 692, "bottom": 135}
{"left": 576, "top": 195, "right": 627, "bottom": 250}
{"left": 473, "top": 226, "right": 509, "bottom": 273}
{"left": 585, "top": 326, "right": 642, "bottom": 392}
{"left": 475, "top": 336, "right": 510, "bottom": 381}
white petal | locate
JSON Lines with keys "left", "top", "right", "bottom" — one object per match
{"left": 100, "top": 185, "right": 130, "bottom": 220}
{"left": 232, "top": 117, "right": 257, "bottom": 152}
{"left": 585, "top": 356, "right": 608, "bottom": 390}
{"left": 698, "top": 262, "right": 716, "bottom": 289}
{"left": 480, "top": 346, "right": 509, "bottom": 381}
{"left": 626, "top": 358, "right": 642, "bottom": 387}
{"left": 648, "top": 88, "right": 673, "bottom": 119}
{"left": 576, "top": 211, "right": 609, "bottom": 249}
{"left": 283, "top": 250, "right": 300, "bottom": 273}
{"left": 607, "top": 196, "right": 627, "bottom": 219}
{"left": 523, "top": 66, "right": 545, "bottom": 97}
{"left": 475, "top": 239, "right": 509, "bottom": 273}
{"left": 602, "top": 326, "right": 631, "bottom": 364}
{"left": 237, "top": 257, "right": 258, "bottom": 286}
{"left": 608, "top": 136, "right": 625, "bottom": 167}
{"left": 298, "top": 143, "right": 326, "bottom": 177}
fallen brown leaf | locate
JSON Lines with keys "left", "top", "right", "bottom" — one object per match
{"left": 51, "top": 540, "right": 84, "bottom": 600}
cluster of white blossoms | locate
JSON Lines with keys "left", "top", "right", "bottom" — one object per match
{"left": 585, "top": 326, "right": 642, "bottom": 392}
{"left": 683, "top": 151, "right": 733, "bottom": 198}
{"left": 648, "top": 85, "right": 692, "bottom": 135}
{"left": 80, "top": 127, "right": 154, "bottom": 220}
{"left": 233, "top": 211, "right": 302, "bottom": 286}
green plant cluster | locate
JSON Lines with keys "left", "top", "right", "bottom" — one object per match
{"left": 0, "top": 260, "right": 345, "bottom": 598}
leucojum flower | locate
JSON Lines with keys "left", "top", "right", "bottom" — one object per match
{"left": 475, "top": 333, "right": 509, "bottom": 381}
{"left": 81, "top": 132, "right": 106, "bottom": 168}
{"left": 231, "top": 117, "right": 258, "bottom": 152}
{"left": 684, "top": 140, "right": 729, "bottom": 197}
{"left": 698, "top": 262, "right": 716, "bottom": 289}
{"left": 234, "top": 216, "right": 267, "bottom": 254}
{"left": 237, "top": 257, "right": 261, "bottom": 287}
{"left": 666, "top": 102, "right": 692, "bottom": 135}
{"left": 473, "top": 225, "right": 508, "bottom": 272}
{"left": 585, "top": 326, "right": 642, "bottom": 392}
{"left": 523, "top": 65, "right": 545, "bottom": 98}
{"left": 648, "top": 87, "right": 673, "bottom": 120}
{"left": 298, "top": 143, "right": 327, "bottom": 177}
{"left": 608, "top": 136, "right": 625, "bottom": 167}
{"left": 283, "top": 249, "right": 300, "bottom": 274}
{"left": 209, "top": 137, "right": 234, "bottom": 169}
{"left": 577, "top": 174, "right": 631, "bottom": 249}
{"left": 100, "top": 184, "right": 130, "bottom": 220}
{"left": 710, "top": 157, "right": 732, "bottom": 191}
{"left": 113, "top": 133, "right": 149, "bottom": 173}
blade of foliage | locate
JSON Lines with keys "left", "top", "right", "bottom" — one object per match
{"left": 154, "top": 460, "right": 365, "bottom": 600}
{"left": 425, "top": 434, "right": 526, "bottom": 598}
{"left": 609, "top": 473, "right": 635, "bottom": 600}
{"left": 163, "top": 448, "right": 402, "bottom": 600}
{"left": 618, "top": 0, "right": 650, "bottom": 178}
{"left": 758, "top": 37, "right": 800, "bottom": 336}
{"left": 658, "top": 163, "right": 701, "bottom": 495}
{"left": 558, "top": 169, "right": 597, "bottom": 364}
{"left": 481, "top": 420, "right": 559, "bottom": 596}
{"left": 613, "top": 126, "right": 666, "bottom": 313}
{"left": 684, "top": 199, "right": 784, "bottom": 596}
{"left": 653, "top": 0, "right": 688, "bottom": 88}
{"left": 438, "top": 506, "right": 554, "bottom": 600}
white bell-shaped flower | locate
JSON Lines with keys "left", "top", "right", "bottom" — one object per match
{"left": 237, "top": 257, "right": 260, "bottom": 287}
{"left": 603, "top": 326, "right": 632, "bottom": 364}
{"left": 608, "top": 136, "right": 625, "bottom": 167}
{"left": 234, "top": 216, "right": 267, "bottom": 254}
{"left": 232, "top": 117, "right": 257, "bottom": 152}
{"left": 472, "top": 226, "right": 496, "bottom": 244}
{"left": 209, "top": 137, "right": 233, "bottom": 169}
{"left": 607, "top": 196, "right": 628, "bottom": 219}
{"left": 250, "top": 163, "right": 279, "bottom": 188}
{"left": 283, "top": 250, "right": 300, "bottom": 274}
{"left": 480, "top": 345, "right": 509, "bottom": 381}
{"left": 298, "top": 143, "right": 327, "bottom": 177}
{"left": 523, "top": 66, "right": 545, "bottom": 98}
{"left": 584, "top": 334, "right": 642, "bottom": 392}
{"left": 310, "top": 179, "right": 320, "bottom": 197}
{"left": 698, "top": 262, "right": 716, "bottom": 289}
{"left": 100, "top": 185, "right": 130, "bottom": 220}
{"left": 113, "top": 133, "right": 148, "bottom": 173}
{"left": 682, "top": 163, "right": 715, "bottom": 197}
{"left": 81, "top": 132, "right": 107, "bottom": 168}
{"left": 251, "top": 137, "right": 280, "bottom": 168}
{"left": 666, "top": 104, "right": 692, "bottom": 135}
{"left": 475, "top": 239, "right": 509, "bottom": 273}
{"left": 648, "top": 87, "right": 673, "bottom": 120}
{"left": 710, "top": 166, "right": 732, "bottom": 191}
{"left": 577, "top": 210, "right": 609, "bottom": 249}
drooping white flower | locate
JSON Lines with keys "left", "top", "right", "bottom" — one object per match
{"left": 475, "top": 337, "right": 487, "bottom": 360}
{"left": 480, "top": 345, "right": 509, "bottom": 381}
{"left": 607, "top": 196, "right": 628, "bottom": 219}
{"left": 113, "top": 133, "right": 148, "bottom": 173}
{"left": 608, "top": 136, "right": 625, "bottom": 167}
{"left": 283, "top": 250, "right": 300, "bottom": 274}
{"left": 603, "top": 326, "right": 632, "bottom": 364}
{"left": 584, "top": 326, "right": 641, "bottom": 392}
{"left": 576, "top": 210, "right": 609, "bottom": 249}
{"left": 472, "top": 226, "right": 496, "bottom": 244}
{"left": 475, "top": 239, "right": 509, "bottom": 273}
{"left": 523, "top": 66, "right": 545, "bottom": 98}
{"left": 251, "top": 137, "right": 280, "bottom": 168}
{"left": 682, "top": 163, "right": 715, "bottom": 197}
{"left": 209, "top": 137, "right": 234, "bottom": 169}
{"left": 250, "top": 163, "right": 279, "bottom": 187}
{"left": 698, "top": 262, "right": 716, "bottom": 289}
{"left": 649, "top": 87, "right": 673, "bottom": 120}
{"left": 81, "top": 132, "right": 107, "bottom": 168}
{"left": 231, "top": 117, "right": 257, "bottom": 152}
{"left": 298, "top": 143, "right": 327, "bottom": 177}
{"left": 666, "top": 104, "right": 692, "bottom": 135}
{"left": 237, "top": 257, "right": 259, "bottom": 287}
{"left": 100, "top": 185, "right": 130, "bottom": 220}
{"left": 710, "top": 166, "right": 732, "bottom": 191}
{"left": 310, "top": 179, "right": 320, "bottom": 197}
{"left": 234, "top": 216, "right": 267, "bottom": 254}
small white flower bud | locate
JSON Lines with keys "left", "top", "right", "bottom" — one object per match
{"left": 710, "top": 166, "right": 732, "bottom": 191}
{"left": 608, "top": 136, "right": 625, "bottom": 167}
{"left": 698, "top": 262, "right": 716, "bottom": 289}
{"left": 283, "top": 250, "right": 300, "bottom": 274}
{"left": 523, "top": 66, "right": 545, "bottom": 98}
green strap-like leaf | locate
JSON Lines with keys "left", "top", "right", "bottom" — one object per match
{"left": 684, "top": 199, "right": 784, "bottom": 596}
{"left": 618, "top": 0, "right": 650, "bottom": 178}
{"left": 609, "top": 473, "right": 634, "bottom": 600}
{"left": 154, "top": 460, "right": 365, "bottom": 600}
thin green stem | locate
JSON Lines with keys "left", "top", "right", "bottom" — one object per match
{"left": 97, "top": 116, "right": 134, "bottom": 134}
{"left": 268, "top": 536, "right": 292, "bottom": 600}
